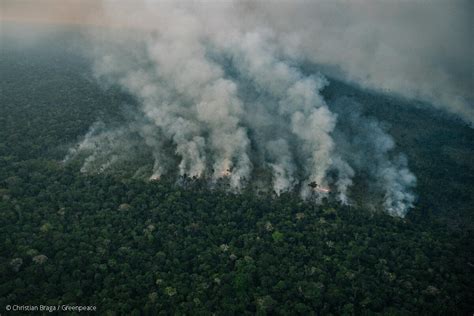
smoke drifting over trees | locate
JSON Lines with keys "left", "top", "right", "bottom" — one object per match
{"left": 60, "top": 1, "right": 431, "bottom": 216}
{"left": 3, "top": 0, "right": 472, "bottom": 122}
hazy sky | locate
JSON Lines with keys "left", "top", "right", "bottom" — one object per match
{"left": 2, "top": 0, "right": 473, "bottom": 123}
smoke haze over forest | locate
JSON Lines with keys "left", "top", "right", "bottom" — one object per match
{"left": 3, "top": 0, "right": 473, "bottom": 122}
{"left": 2, "top": 0, "right": 472, "bottom": 217}
{"left": 2, "top": 2, "right": 474, "bottom": 314}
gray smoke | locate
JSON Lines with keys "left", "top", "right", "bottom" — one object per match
{"left": 64, "top": 1, "right": 425, "bottom": 216}
{"left": 238, "top": 0, "right": 474, "bottom": 124}
{"left": 3, "top": 0, "right": 472, "bottom": 122}
{"left": 330, "top": 98, "right": 417, "bottom": 216}
{"left": 64, "top": 121, "right": 128, "bottom": 173}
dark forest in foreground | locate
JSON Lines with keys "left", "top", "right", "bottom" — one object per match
{"left": 1, "top": 28, "right": 473, "bottom": 314}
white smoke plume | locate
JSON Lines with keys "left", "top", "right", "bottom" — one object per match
{"left": 212, "top": 29, "right": 337, "bottom": 196}
{"left": 64, "top": 121, "right": 127, "bottom": 173}
{"left": 62, "top": 1, "right": 423, "bottom": 216}
{"left": 265, "top": 139, "right": 296, "bottom": 195}
{"left": 330, "top": 98, "right": 417, "bottom": 216}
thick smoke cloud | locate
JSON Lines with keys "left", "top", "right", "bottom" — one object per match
{"left": 241, "top": 0, "right": 474, "bottom": 125}
{"left": 61, "top": 1, "right": 422, "bottom": 216}
{"left": 3, "top": 0, "right": 472, "bottom": 123}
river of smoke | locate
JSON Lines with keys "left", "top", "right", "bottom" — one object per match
{"left": 64, "top": 1, "right": 418, "bottom": 216}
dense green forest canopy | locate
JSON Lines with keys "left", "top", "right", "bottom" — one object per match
{"left": 1, "top": 27, "right": 473, "bottom": 314}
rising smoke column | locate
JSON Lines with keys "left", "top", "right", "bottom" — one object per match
{"left": 265, "top": 139, "right": 297, "bottom": 195}
{"left": 212, "top": 30, "right": 338, "bottom": 197}
{"left": 86, "top": 6, "right": 340, "bottom": 195}
{"left": 330, "top": 98, "right": 417, "bottom": 216}
{"left": 89, "top": 6, "right": 253, "bottom": 189}
{"left": 141, "top": 13, "right": 253, "bottom": 187}
{"left": 64, "top": 121, "right": 129, "bottom": 173}
{"left": 65, "top": 1, "right": 418, "bottom": 216}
